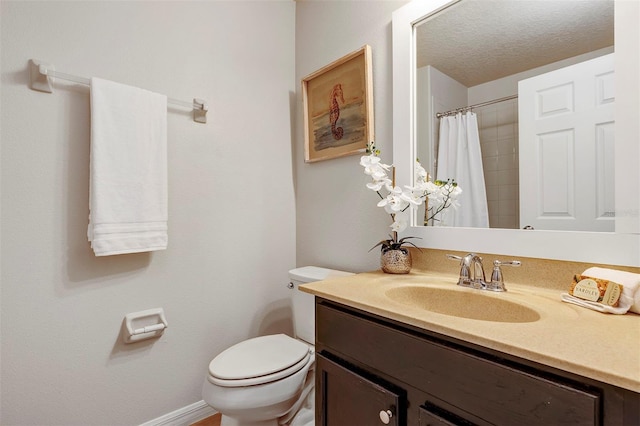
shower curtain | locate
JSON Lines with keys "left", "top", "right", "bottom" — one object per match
{"left": 436, "top": 112, "right": 489, "bottom": 227}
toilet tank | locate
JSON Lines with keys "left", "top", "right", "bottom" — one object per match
{"left": 288, "top": 266, "right": 353, "bottom": 345}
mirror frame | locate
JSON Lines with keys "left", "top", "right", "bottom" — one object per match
{"left": 392, "top": 0, "right": 640, "bottom": 266}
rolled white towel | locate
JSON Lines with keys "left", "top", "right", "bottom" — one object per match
{"left": 560, "top": 293, "right": 629, "bottom": 314}
{"left": 561, "top": 267, "right": 640, "bottom": 314}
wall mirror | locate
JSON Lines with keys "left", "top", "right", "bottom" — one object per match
{"left": 392, "top": 0, "right": 640, "bottom": 266}
{"left": 415, "top": 0, "right": 613, "bottom": 232}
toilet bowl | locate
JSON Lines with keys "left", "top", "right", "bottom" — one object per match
{"left": 202, "top": 267, "right": 353, "bottom": 426}
{"left": 203, "top": 334, "right": 313, "bottom": 425}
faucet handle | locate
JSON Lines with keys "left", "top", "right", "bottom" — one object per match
{"left": 488, "top": 259, "right": 521, "bottom": 291}
{"left": 494, "top": 260, "right": 522, "bottom": 269}
{"left": 447, "top": 254, "right": 469, "bottom": 286}
{"left": 446, "top": 253, "right": 478, "bottom": 265}
{"left": 446, "top": 253, "right": 480, "bottom": 287}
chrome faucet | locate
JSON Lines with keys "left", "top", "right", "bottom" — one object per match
{"left": 447, "top": 253, "right": 486, "bottom": 289}
{"left": 447, "top": 253, "right": 521, "bottom": 292}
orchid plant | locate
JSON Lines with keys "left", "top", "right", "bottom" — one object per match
{"left": 360, "top": 141, "right": 461, "bottom": 252}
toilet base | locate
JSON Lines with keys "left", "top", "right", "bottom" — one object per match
{"left": 289, "top": 405, "right": 314, "bottom": 426}
{"left": 220, "top": 406, "right": 314, "bottom": 426}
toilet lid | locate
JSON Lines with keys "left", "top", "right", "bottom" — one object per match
{"left": 208, "top": 334, "right": 310, "bottom": 384}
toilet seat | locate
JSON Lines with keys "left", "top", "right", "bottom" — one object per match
{"left": 208, "top": 334, "right": 311, "bottom": 387}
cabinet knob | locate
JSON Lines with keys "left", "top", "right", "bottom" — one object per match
{"left": 379, "top": 409, "right": 394, "bottom": 424}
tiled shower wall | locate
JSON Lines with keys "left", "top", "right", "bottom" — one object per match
{"left": 476, "top": 99, "right": 519, "bottom": 229}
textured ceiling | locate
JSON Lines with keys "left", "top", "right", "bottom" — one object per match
{"left": 416, "top": 0, "right": 614, "bottom": 87}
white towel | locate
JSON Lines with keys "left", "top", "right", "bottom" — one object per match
{"left": 88, "top": 77, "right": 168, "bottom": 256}
{"left": 561, "top": 267, "right": 640, "bottom": 314}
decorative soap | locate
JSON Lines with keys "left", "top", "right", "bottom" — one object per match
{"left": 569, "top": 275, "right": 623, "bottom": 307}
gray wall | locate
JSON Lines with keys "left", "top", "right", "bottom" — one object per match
{"left": 295, "top": 0, "right": 410, "bottom": 274}
{"left": 1, "top": 1, "right": 296, "bottom": 424}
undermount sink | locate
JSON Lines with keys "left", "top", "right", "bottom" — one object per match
{"left": 385, "top": 285, "right": 541, "bottom": 323}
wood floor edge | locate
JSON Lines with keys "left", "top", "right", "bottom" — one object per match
{"left": 190, "top": 412, "right": 221, "bottom": 426}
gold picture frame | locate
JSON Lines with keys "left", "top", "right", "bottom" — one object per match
{"left": 302, "top": 45, "right": 374, "bottom": 163}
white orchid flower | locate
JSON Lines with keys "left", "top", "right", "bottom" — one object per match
{"left": 361, "top": 142, "right": 461, "bottom": 250}
{"left": 390, "top": 211, "right": 409, "bottom": 233}
{"left": 360, "top": 155, "right": 391, "bottom": 178}
{"left": 366, "top": 177, "right": 392, "bottom": 191}
{"left": 377, "top": 187, "right": 409, "bottom": 214}
{"left": 359, "top": 154, "right": 380, "bottom": 167}
{"left": 423, "top": 181, "right": 441, "bottom": 196}
{"left": 400, "top": 186, "right": 424, "bottom": 207}
{"left": 414, "top": 161, "right": 429, "bottom": 183}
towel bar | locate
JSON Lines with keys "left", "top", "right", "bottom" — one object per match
{"left": 28, "top": 59, "right": 208, "bottom": 124}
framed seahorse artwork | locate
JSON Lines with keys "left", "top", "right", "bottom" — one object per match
{"left": 302, "top": 45, "right": 374, "bottom": 162}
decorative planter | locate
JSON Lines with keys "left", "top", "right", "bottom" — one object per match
{"left": 380, "top": 248, "right": 412, "bottom": 274}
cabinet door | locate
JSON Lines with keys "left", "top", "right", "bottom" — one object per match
{"left": 418, "top": 403, "right": 477, "bottom": 426}
{"left": 317, "top": 353, "right": 404, "bottom": 426}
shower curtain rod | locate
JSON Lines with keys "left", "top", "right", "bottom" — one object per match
{"left": 28, "top": 59, "right": 208, "bottom": 123}
{"left": 435, "top": 94, "right": 518, "bottom": 119}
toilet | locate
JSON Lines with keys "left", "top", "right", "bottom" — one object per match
{"left": 202, "top": 266, "right": 353, "bottom": 426}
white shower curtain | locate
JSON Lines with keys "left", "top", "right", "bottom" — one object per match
{"left": 436, "top": 112, "right": 489, "bottom": 228}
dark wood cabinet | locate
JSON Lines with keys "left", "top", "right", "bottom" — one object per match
{"left": 315, "top": 298, "right": 640, "bottom": 426}
{"left": 317, "top": 353, "right": 404, "bottom": 426}
{"left": 418, "top": 403, "right": 475, "bottom": 426}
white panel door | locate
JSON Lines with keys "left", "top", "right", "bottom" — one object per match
{"left": 519, "top": 53, "right": 614, "bottom": 231}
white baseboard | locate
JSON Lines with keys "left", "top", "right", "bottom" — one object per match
{"left": 140, "top": 400, "right": 217, "bottom": 426}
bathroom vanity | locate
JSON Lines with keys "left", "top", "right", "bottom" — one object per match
{"left": 301, "top": 270, "right": 640, "bottom": 425}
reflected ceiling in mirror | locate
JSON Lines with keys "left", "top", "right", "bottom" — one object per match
{"left": 415, "top": 0, "right": 614, "bottom": 87}
{"left": 414, "top": 0, "right": 615, "bottom": 232}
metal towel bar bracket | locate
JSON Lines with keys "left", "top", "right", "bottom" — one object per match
{"left": 28, "top": 59, "right": 208, "bottom": 124}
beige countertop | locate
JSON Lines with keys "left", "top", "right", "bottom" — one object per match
{"left": 300, "top": 269, "right": 640, "bottom": 393}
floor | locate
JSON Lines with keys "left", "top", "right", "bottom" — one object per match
{"left": 191, "top": 413, "right": 221, "bottom": 426}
